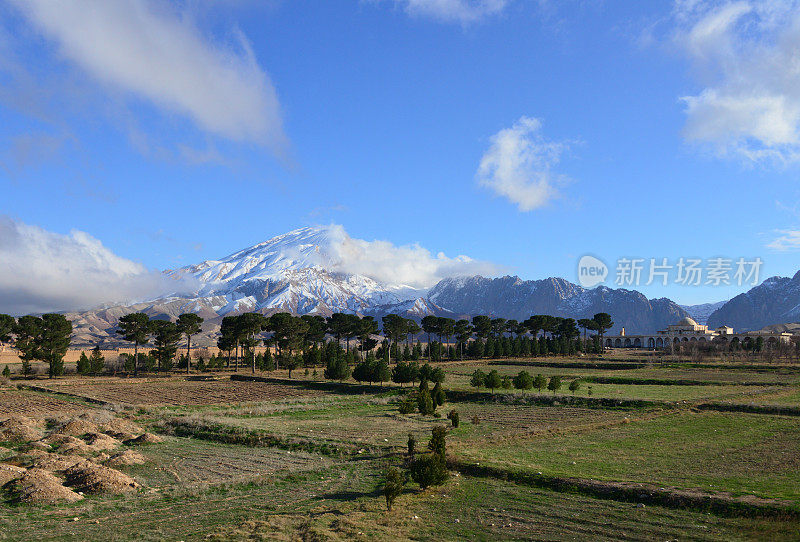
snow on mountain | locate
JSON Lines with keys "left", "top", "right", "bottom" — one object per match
{"left": 66, "top": 225, "right": 734, "bottom": 345}
{"left": 161, "top": 226, "right": 423, "bottom": 316}
{"left": 679, "top": 301, "right": 727, "bottom": 324}
{"left": 707, "top": 271, "right": 800, "bottom": 331}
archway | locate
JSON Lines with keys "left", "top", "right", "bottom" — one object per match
{"left": 648, "top": 338, "right": 655, "bottom": 348}
{"left": 656, "top": 338, "right": 663, "bottom": 347}
{"left": 605, "top": 339, "right": 612, "bottom": 347}
{"left": 634, "top": 338, "right": 642, "bottom": 347}
{"left": 624, "top": 338, "right": 631, "bottom": 347}
{"left": 614, "top": 338, "right": 621, "bottom": 347}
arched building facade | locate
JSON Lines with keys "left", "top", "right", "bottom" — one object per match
{"left": 603, "top": 317, "right": 792, "bottom": 349}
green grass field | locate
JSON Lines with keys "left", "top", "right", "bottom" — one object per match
{"left": 2, "top": 356, "right": 800, "bottom": 540}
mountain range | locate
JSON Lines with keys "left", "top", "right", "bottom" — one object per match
{"left": 65, "top": 226, "right": 799, "bottom": 346}
{"left": 706, "top": 271, "right": 800, "bottom": 331}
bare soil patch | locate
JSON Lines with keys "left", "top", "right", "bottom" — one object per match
{"left": 0, "top": 389, "right": 92, "bottom": 417}
{"left": 99, "top": 417, "right": 144, "bottom": 440}
{"left": 65, "top": 461, "right": 139, "bottom": 494}
{"left": 53, "top": 417, "right": 99, "bottom": 436}
{"left": 24, "top": 451, "right": 85, "bottom": 472}
{"left": 0, "top": 463, "right": 25, "bottom": 485}
{"left": 0, "top": 416, "right": 44, "bottom": 443}
{"left": 8, "top": 467, "right": 83, "bottom": 504}
{"left": 41, "top": 377, "right": 322, "bottom": 406}
{"left": 124, "top": 432, "right": 162, "bottom": 445}
{"left": 105, "top": 450, "right": 146, "bottom": 467}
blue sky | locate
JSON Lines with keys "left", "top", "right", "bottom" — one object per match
{"left": 2, "top": 0, "right": 800, "bottom": 311}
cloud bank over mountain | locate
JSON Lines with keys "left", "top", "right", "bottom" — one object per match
{"left": 0, "top": 220, "right": 499, "bottom": 315}
{"left": 0, "top": 216, "right": 191, "bottom": 315}
{"left": 320, "top": 224, "right": 501, "bottom": 289}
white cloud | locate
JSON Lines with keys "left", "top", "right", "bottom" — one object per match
{"left": 0, "top": 216, "right": 193, "bottom": 315}
{"left": 323, "top": 225, "right": 501, "bottom": 289}
{"left": 9, "top": 0, "right": 286, "bottom": 152}
{"left": 476, "top": 116, "right": 569, "bottom": 212}
{"left": 675, "top": 0, "right": 800, "bottom": 164}
{"left": 382, "top": 0, "right": 510, "bottom": 24}
{"left": 767, "top": 229, "right": 800, "bottom": 251}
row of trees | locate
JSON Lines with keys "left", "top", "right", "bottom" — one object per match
{"left": 469, "top": 369, "right": 579, "bottom": 394}
{"left": 116, "top": 313, "right": 204, "bottom": 376}
{"left": 0, "top": 310, "right": 615, "bottom": 378}
{"left": 0, "top": 313, "right": 72, "bottom": 378}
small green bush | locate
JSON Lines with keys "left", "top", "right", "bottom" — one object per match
{"left": 398, "top": 395, "right": 416, "bottom": 414}
{"left": 428, "top": 426, "right": 447, "bottom": 458}
{"left": 447, "top": 409, "right": 459, "bottom": 428}
{"left": 409, "top": 453, "right": 448, "bottom": 490}
{"left": 384, "top": 467, "right": 406, "bottom": 511}
{"left": 432, "top": 382, "right": 446, "bottom": 406}
{"left": 418, "top": 387, "right": 435, "bottom": 416}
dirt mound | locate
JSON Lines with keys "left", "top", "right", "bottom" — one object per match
{"left": 28, "top": 452, "right": 84, "bottom": 472}
{"left": 26, "top": 441, "right": 53, "bottom": 452}
{"left": 0, "top": 416, "right": 44, "bottom": 443}
{"left": 100, "top": 418, "right": 144, "bottom": 440}
{"left": 105, "top": 450, "right": 146, "bottom": 467}
{"left": 41, "top": 433, "right": 71, "bottom": 446}
{"left": 124, "top": 432, "right": 162, "bottom": 445}
{"left": 0, "top": 463, "right": 26, "bottom": 485}
{"left": 54, "top": 418, "right": 98, "bottom": 437}
{"left": 55, "top": 436, "right": 93, "bottom": 455}
{"left": 9, "top": 468, "right": 83, "bottom": 504}
{"left": 65, "top": 462, "right": 139, "bottom": 494}
{"left": 84, "top": 432, "right": 121, "bottom": 451}
{"left": 0, "top": 416, "right": 41, "bottom": 429}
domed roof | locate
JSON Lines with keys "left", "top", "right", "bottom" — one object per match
{"left": 677, "top": 316, "right": 698, "bottom": 327}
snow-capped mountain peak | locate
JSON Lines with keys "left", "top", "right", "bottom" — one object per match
{"left": 162, "top": 226, "right": 423, "bottom": 315}
{"left": 174, "top": 226, "right": 338, "bottom": 284}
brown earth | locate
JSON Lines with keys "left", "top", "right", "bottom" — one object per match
{"left": 105, "top": 450, "right": 146, "bottom": 467}
{"left": 37, "top": 377, "right": 321, "bottom": 406}
{"left": 0, "top": 463, "right": 25, "bottom": 485}
{"left": 8, "top": 467, "right": 83, "bottom": 504}
{"left": 124, "top": 432, "right": 162, "bottom": 445}
{"left": 0, "top": 416, "right": 45, "bottom": 443}
{"left": 0, "top": 389, "right": 92, "bottom": 417}
{"left": 65, "top": 461, "right": 139, "bottom": 494}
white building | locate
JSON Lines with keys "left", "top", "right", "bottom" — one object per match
{"left": 603, "top": 317, "right": 793, "bottom": 349}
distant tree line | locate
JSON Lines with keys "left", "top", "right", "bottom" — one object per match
{"left": 0, "top": 311, "right": 617, "bottom": 378}
{"left": 107, "top": 311, "right": 617, "bottom": 377}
